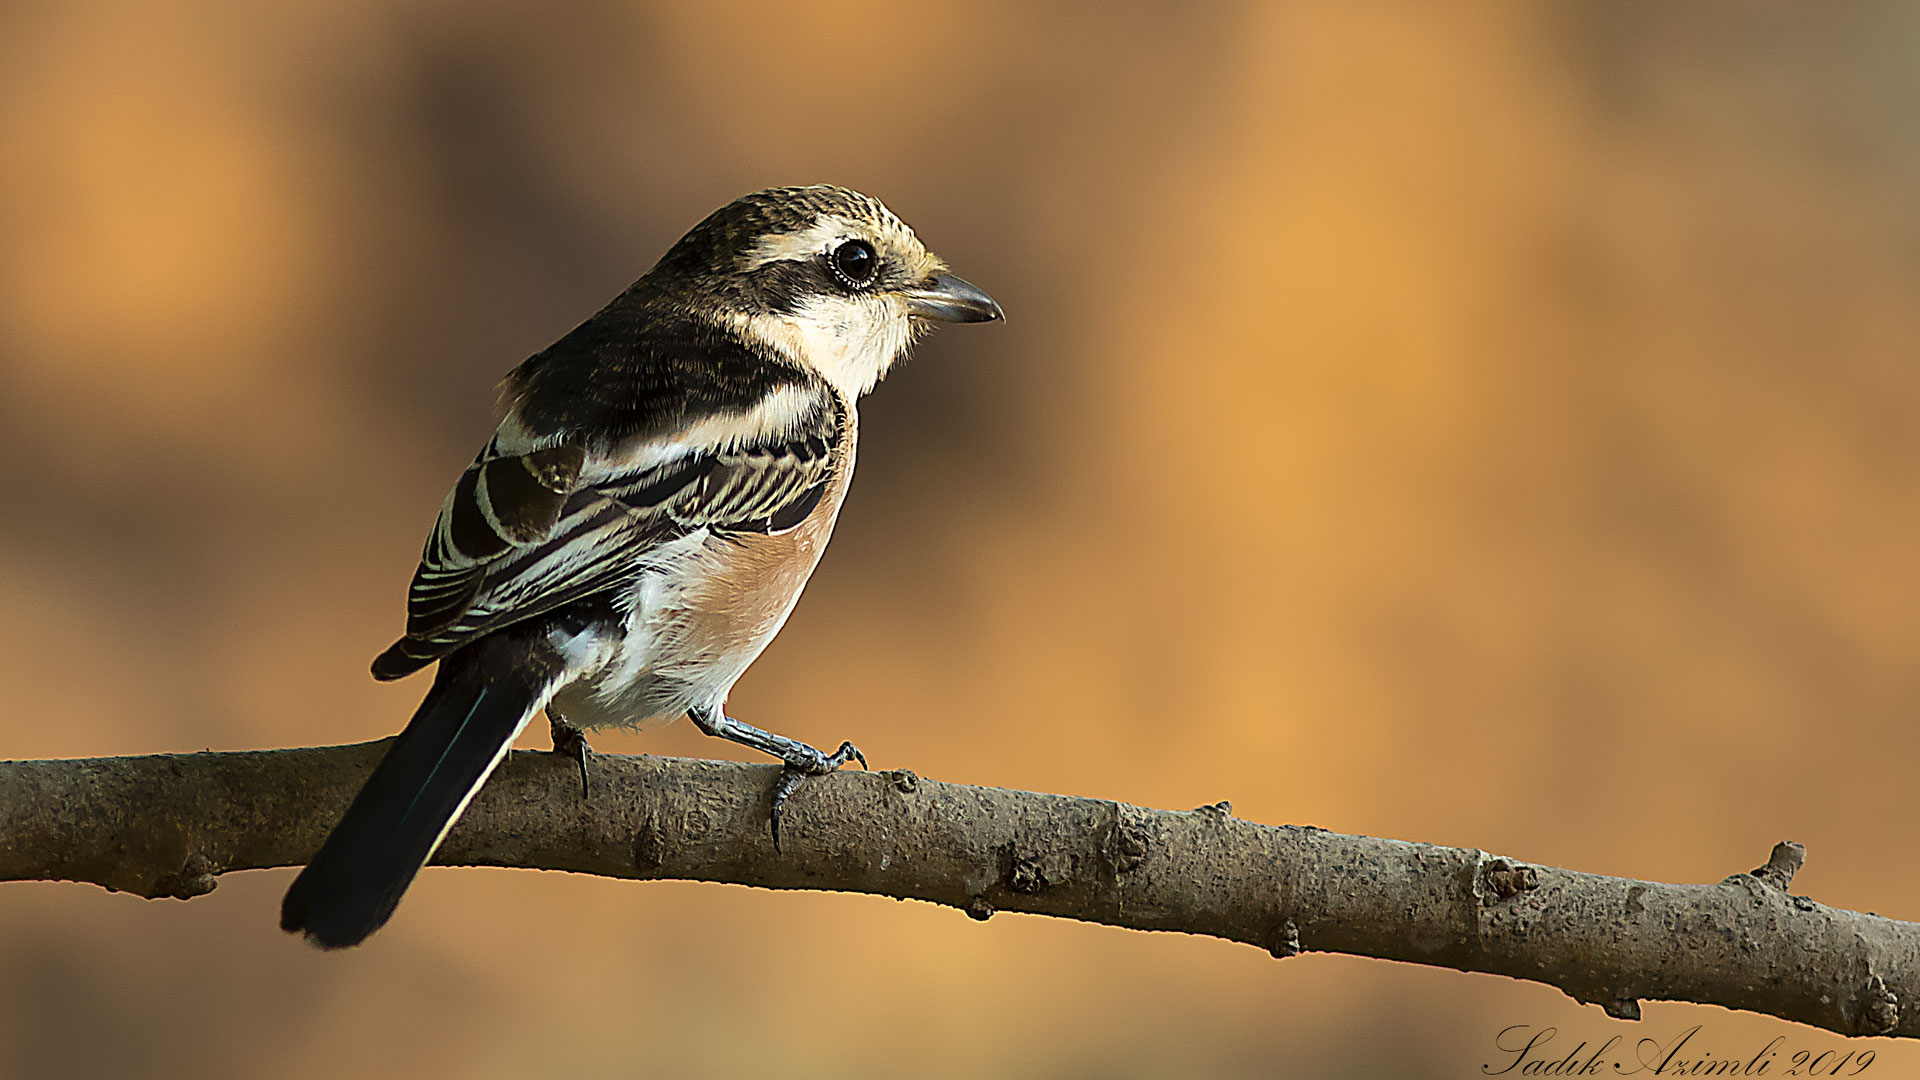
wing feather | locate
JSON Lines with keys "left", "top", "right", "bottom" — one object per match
{"left": 371, "top": 390, "right": 840, "bottom": 681}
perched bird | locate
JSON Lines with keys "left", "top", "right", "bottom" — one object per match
{"left": 281, "top": 185, "right": 1001, "bottom": 949}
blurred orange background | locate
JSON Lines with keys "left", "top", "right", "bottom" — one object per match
{"left": 4, "top": 2, "right": 1920, "bottom": 1076}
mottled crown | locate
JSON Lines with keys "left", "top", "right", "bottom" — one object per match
{"left": 651, "top": 185, "right": 914, "bottom": 278}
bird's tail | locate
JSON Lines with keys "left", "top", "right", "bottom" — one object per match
{"left": 281, "top": 630, "right": 563, "bottom": 949}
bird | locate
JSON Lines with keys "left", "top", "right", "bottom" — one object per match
{"left": 280, "top": 184, "right": 1002, "bottom": 949}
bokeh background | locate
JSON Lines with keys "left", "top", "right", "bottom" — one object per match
{"left": 4, "top": 2, "right": 1919, "bottom": 1076}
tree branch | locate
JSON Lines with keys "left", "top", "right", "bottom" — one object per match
{"left": 2, "top": 744, "right": 1913, "bottom": 1037}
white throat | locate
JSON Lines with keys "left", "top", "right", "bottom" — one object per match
{"left": 731, "top": 297, "right": 912, "bottom": 401}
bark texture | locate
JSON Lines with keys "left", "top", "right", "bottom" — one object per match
{"left": 1, "top": 743, "right": 1914, "bottom": 1038}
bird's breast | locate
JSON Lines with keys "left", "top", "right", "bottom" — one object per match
{"left": 676, "top": 449, "right": 854, "bottom": 658}
{"left": 562, "top": 406, "right": 860, "bottom": 727}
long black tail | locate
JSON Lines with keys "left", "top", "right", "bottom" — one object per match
{"left": 282, "top": 632, "right": 558, "bottom": 949}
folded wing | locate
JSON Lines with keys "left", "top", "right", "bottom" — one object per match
{"left": 372, "top": 389, "right": 840, "bottom": 681}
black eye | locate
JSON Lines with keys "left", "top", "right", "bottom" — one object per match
{"left": 830, "top": 239, "right": 877, "bottom": 287}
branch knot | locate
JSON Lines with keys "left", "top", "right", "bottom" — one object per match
{"left": 1482, "top": 858, "right": 1539, "bottom": 901}
{"left": 1100, "top": 803, "right": 1151, "bottom": 875}
{"left": 1862, "top": 974, "right": 1899, "bottom": 1035}
{"left": 1750, "top": 841, "right": 1806, "bottom": 892}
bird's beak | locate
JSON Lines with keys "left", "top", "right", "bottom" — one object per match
{"left": 904, "top": 273, "right": 1004, "bottom": 323}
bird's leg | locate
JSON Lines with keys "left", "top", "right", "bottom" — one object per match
{"left": 685, "top": 705, "right": 864, "bottom": 850}
{"left": 547, "top": 711, "right": 592, "bottom": 799}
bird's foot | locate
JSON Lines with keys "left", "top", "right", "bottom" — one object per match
{"left": 549, "top": 715, "right": 592, "bottom": 799}
{"left": 682, "top": 706, "right": 867, "bottom": 851}
{"left": 769, "top": 740, "right": 866, "bottom": 851}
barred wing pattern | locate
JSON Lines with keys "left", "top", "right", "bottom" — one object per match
{"left": 371, "top": 400, "right": 839, "bottom": 681}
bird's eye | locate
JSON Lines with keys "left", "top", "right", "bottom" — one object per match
{"left": 830, "top": 239, "right": 877, "bottom": 287}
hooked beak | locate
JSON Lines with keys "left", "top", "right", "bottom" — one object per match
{"left": 904, "top": 273, "right": 1004, "bottom": 324}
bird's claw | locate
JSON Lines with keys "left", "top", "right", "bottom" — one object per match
{"left": 769, "top": 739, "right": 866, "bottom": 852}
{"left": 824, "top": 740, "right": 867, "bottom": 773}
{"left": 549, "top": 717, "right": 592, "bottom": 799}
{"left": 843, "top": 743, "right": 869, "bottom": 772}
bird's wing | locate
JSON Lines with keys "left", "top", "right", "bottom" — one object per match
{"left": 371, "top": 387, "right": 841, "bottom": 681}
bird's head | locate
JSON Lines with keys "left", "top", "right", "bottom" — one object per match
{"left": 643, "top": 184, "right": 1002, "bottom": 399}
